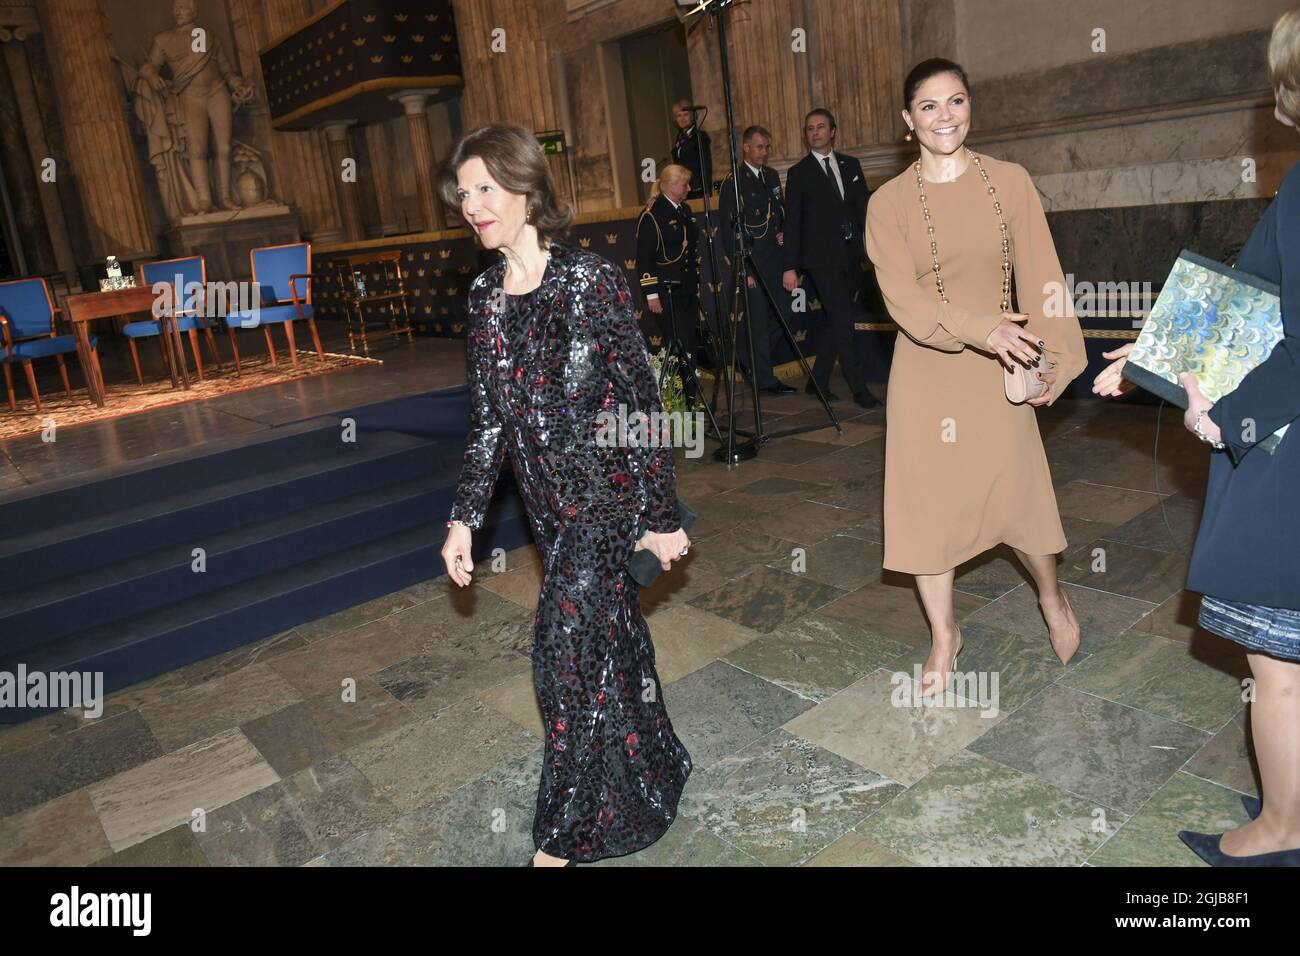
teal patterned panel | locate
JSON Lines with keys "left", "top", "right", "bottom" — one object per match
{"left": 1125, "top": 249, "right": 1287, "bottom": 453}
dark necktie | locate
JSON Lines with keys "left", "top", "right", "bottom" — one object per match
{"left": 822, "top": 155, "right": 842, "bottom": 199}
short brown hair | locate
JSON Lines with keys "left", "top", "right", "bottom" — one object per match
{"left": 1270, "top": 6, "right": 1300, "bottom": 126}
{"left": 438, "top": 124, "right": 572, "bottom": 243}
{"left": 742, "top": 125, "right": 771, "bottom": 142}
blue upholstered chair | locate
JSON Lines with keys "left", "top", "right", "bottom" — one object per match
{"left": 225, "top": 242, "right": 323, "bottom": 372}
{"left": 0, "top": 277, "right": 100, "bottom": 413}
{"left": 129, "top": 255, "right": 224, "bottom": 384}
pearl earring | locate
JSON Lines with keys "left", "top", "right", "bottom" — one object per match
{"left": 905, "top": 128, "right": 913, "bottom": 142}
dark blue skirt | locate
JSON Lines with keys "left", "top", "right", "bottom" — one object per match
{"left": 1199, "top": 595, "right": 1300, "bottom": 662}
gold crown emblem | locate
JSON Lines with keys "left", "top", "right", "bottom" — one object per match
{"left": 438, "top": 249, "right": 451, "bottom": 259}
{"left": 433, "top": 269, "right": 442, "bottom": 277}
{"left": 401, "top": 55, "right": 413, "bottom": 63}
{"left": 458, "top": 265, "right": 472, "bottom": 274}
{"left": 394, "top": 12, "right": 408, "bottom": 21}
{"left": 406, "top": 253, "right": 414, "bottom": 261}
{"left": 417, "top": 268, "right": 426, "bottom": 277}
{"left": 422, "top": 251, "right": 431, "bottom": 260}
{"left": 441, "top": 307, "right": 450, "bottom": 315}
{"left": 383, "top": 34, "right": 397, "bottom": 43}
{"left": 624, "top": 259, "right": 635, "bottom": 269}
{"left": 579, "top": 237, "right": 590, "bottom": 248}
{"left": 441, "top": 34, "right": 452, "bottom": 43}
{"left": 425, "top": 13, "right": 439, "bottom": 22}
{"left": 362, "top": 13, "right": 376, "bottom": 22}
{"left": 369, "top": 55, "right": 384, "bottom": 64}
{"left": 352, "top": 36, "right": 366, "bottom": 46}
{"left": 429, "top": 287, "right": 439, "bottom": 296}
{"left": 605, "top": 233, "right": 617, "bottom": 244}
{"left": 340, "top": 21, "right": 347, "bottom": 30}
{"left": 424, "top": 305, "right": 433, "bottom": 314}
{"left": 431, "top": 53, "right": 443, "bottom": 61}
{"left": 447, "top": 287, "right": 459, "bottom": 296}
{"left": 412, "top": 34, "right": 424, "bottom": 43}
{"left": 327, "top": 30, "right": 334, "bottom": 39}
{"left": 649, "top": 335, "right": 662, "bottom": 348}
{"left": 452, "top": 323, "right": 465, "bottom": 334}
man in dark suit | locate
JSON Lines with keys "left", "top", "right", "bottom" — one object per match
{"left": 671, "top": 100, "right": 713, "bottom": 200}
{"left": 719, "top": 124, "right": 796, "bottom": 394}
{"left": 781, "top": 108, "right": 881, "bottom": 408}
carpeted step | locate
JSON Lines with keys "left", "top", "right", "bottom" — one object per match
{"left": 0, "top": 430, "right": 445, "bottom": 594}
{"left": 0, "top": 475, "right": 448, "bottom": 656}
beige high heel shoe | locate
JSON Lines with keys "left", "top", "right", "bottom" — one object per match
{"left": 920, "top": 626, "right": 964, "bottom": 698}
{"left": 1048, "top": 589, "right": 1081, "bottom": 665}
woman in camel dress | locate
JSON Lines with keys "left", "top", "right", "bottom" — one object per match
{"left": 865, "top": 58, "right": 1088, "bottom": 694}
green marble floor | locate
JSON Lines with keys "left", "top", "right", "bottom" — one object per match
{"left": 0, "top": 391, "right": 1260, "bottom": 867}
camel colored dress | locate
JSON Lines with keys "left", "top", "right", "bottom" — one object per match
{"left": 865, "top": 152, "right": 1086, "bottom": 574}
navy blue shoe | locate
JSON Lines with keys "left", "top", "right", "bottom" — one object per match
{"left": 1243, "top": 794, "right": 1262, "bottom": 820}
{"left": 1178, "top": 830, "right": 1300, "bottom": 866}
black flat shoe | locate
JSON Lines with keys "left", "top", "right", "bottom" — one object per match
{"left": 805, "top": 381, "right": 839, "bottom": 400}
{"left": 1178, "top": 830, "right": 1300, "bottom": 866}
{"left": 760, "top": 383, "right": 796, "bottom": 395}
{"left": 853, "top": 390, "right": 882, "bottom": 410}
{"left": 1243, "top": 794, "right": 1262, "bottom": 820}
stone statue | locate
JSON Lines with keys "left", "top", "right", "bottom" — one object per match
{"left": 118, "top": 0, "right": 260, "bottom": 218}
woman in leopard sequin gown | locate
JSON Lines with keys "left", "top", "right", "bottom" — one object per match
{"left": 439, "top": 126, "right": 693, "bottom": 866}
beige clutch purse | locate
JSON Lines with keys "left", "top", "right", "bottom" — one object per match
{"left": 1004, "top": 354, "right": 1048, "bottom": 404}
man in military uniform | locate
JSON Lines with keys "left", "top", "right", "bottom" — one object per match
{"left": 719, "top": 125, "right": 796, "bottom": 395}
{"left": 636, "top": 164, "right": 701, "bottom": 398}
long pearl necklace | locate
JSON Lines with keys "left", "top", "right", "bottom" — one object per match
{"left": 914, "top": 147, "right": 1010, "bottom": 313}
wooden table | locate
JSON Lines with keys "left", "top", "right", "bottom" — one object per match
{"left": 64, "top": 286, "right": 190, "bottom": 407}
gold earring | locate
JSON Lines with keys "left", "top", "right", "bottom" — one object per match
{"left": 904, "top": 128, "right": 913, "bottom": 142}
{"left": 526, "top": 208, "right": 533, "bottom": 223}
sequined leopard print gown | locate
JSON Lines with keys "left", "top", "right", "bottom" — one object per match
{"left": 449, "top": 241, "right": 692, "bottom": 862}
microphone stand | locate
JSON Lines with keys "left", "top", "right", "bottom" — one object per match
{"left": 683, "top": 105, "right": 731, "bottom": 409}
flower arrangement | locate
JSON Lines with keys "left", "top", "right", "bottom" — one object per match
{"left": 646, "top": 349, "right": 693, "bottom": 416}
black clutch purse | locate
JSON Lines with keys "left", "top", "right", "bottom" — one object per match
{"left": 628, "top": 498, "right": 699, "bottom": 587}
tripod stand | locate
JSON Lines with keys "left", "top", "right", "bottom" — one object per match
{"left": 657, "top": 278, "right": 722, "bottom": 439}
{"left": 687, "top": 0, "right": 841, "bottom": 464}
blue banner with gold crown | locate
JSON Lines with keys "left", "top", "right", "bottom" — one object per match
{"left": 260, "top": 0, "right": 462, "bottom": 131}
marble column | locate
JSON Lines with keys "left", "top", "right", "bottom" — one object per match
{"left": 393, "top": 92, "right": 444, "bottom": 233}
{"left": 321, "top": 121, "right": 365, "bottom": 242}
{"left": 37, "top": 0, "right": 156, "bottom": 260}
{"left": 0, "top": 29, "right": 77, "bottom": 284}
